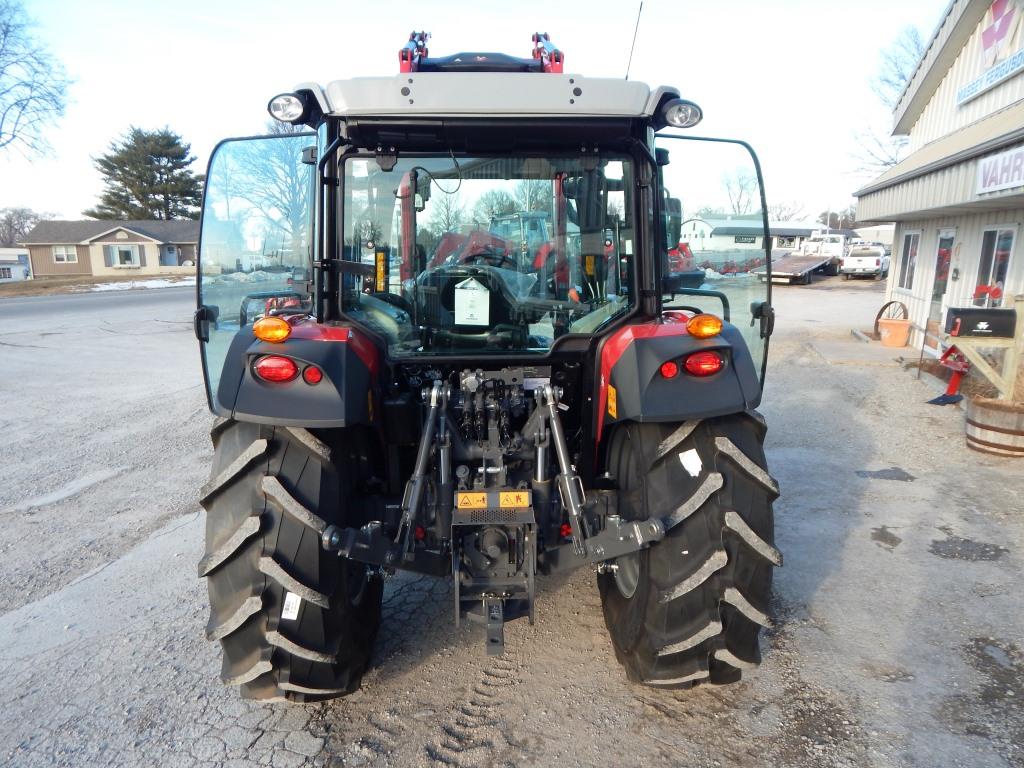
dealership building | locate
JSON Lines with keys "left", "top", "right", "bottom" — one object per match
{"left": 855, "top": 0, "right": 1024, "bottom": 351}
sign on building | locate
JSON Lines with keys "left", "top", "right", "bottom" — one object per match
{"left": 976, "top": 144, "right": 1024, "bottom": 194}
{"left": 957, "top": 0, "right": 1024, "bottom": 105}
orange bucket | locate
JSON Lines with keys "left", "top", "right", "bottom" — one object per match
{"left": 877, "top": 318, "right": 911, "bottom": 347}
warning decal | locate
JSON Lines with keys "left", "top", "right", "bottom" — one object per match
{"left": 499, "top": 491, "right": 530, "bottom": 508}
{"left": 607, "top": 385, "right": 618, "bottom": 419}
{"left": 456, "top": 492, "right": 488, "bottom": 509}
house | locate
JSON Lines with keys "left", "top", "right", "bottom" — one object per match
{"left": 19, "top": 220, "right": 199, "bottom": 279}
{"left": 0, "top": 247, "right": 32, "bottom": 282}
{"left": 854, "top": 0, "right": 1024, "bottom": 351}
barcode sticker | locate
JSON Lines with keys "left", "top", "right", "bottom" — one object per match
{"left": 281, "top": 592, "right": 301, "bottom": 621}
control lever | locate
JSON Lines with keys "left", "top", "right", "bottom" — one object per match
{"left": 540, "top": 384, "right": 587, "bottom": 556}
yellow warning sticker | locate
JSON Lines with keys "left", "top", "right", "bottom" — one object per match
{"left": 499, "top": 491, "right": 531, "bottom": 508}
{"left": 607, "top": 385, "right": 618, "bottom": 419}
{"left": 456, "top": 492, "right": 488, "bottom": 510}
{"left": 375, "top": 251, "right": 386, "bottom": 292}
{"left": 584, "top": 254, "right": 596, "bottom": 276}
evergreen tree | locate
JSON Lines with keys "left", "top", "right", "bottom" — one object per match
{"left": 84, "top": 127, "right": 203, "bottom": 220}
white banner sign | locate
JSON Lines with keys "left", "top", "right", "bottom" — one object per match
{"left": 976, "top": 145, "right": 1024, "bottom": 194}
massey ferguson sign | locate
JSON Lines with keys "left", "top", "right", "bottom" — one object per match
{"left": 976, "top": 144, "right": 1024, "bottom": 195}
{"left": 957, "top": 0, "right": 1024, "bottom": 105}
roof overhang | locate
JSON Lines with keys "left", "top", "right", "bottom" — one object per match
{"left": 892, "top": 0, "right": 991, "bottom": 135}
{"left": 296, "top": 74, "right": 678, "bottom": 120}
{"left": 855, "top": 100, "right": 1024, "bottom": 199}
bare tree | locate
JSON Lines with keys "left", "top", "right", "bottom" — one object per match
{"left": 854, "top": 26, "right": 927, "bottom": 173}
{"left": 817, "top": 206, "right": 857, "bottom": 230}
{"left": 514, "top": 179, "right": 551, "bottom": 212}
{"left": 873, "top": 26, "right": 926, "bottom": 109}
{"left": 227, "top": 121, "right": 314, "bottom": 253}
{"left": 723, "top": 171, "right": 758, "bottom": 215}
{"left": 427, "top": 190, "right": 465, "bottom": 234}
{"left": 472, "top": 189, "right": 517, "bottom": 224}
{"left": 0, "top": 1, "right": 70, "bottom": 155}
{"left": 0, "top": 206, "right": 52, "bottom": 245}
{"left": 766, "top": 200, "right": 806, "bottom": 222}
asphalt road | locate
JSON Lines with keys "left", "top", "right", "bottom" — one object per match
{"left": 1, "top": 279, "right": 1022, "bottom": 768}
{"left": 0, "top": 285, "right": 194, "bottom": 319}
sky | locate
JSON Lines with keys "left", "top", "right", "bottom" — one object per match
{"left": 2, "top": 0, "right": 950, "bottom": 221}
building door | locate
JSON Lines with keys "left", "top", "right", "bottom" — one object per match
{"left": 926, "top": 229, "right": 955, "bottom": 348}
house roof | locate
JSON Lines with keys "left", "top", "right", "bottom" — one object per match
{"left": 20, "top": 220, "right": 199, "bottom": 245}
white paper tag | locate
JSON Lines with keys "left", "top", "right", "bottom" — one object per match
{"left": 678, "top": 449, "right": 702, "bottom": 478}
{"left": 454, "top": 277, "right": 489, "bottom": 326}
{"left": 281, "top": 591, "right": 301, "bottom": 621}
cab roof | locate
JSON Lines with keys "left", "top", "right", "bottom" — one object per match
{"left": 294, "top": 74, "right": 679, "bottom": 120}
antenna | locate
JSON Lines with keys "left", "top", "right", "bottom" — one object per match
{"left": 625, "top": 1, "right": 644, "bottom": 80}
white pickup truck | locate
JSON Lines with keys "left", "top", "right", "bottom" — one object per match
{"left": 841, "top": 244, "right": 890, "bottom": 280}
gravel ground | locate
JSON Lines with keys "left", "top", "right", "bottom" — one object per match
{"left": 0, "top": 277, "right": 1022, "bottom": 767}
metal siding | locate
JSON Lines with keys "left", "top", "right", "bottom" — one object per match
{"left": 908, "top": 12, "right": 1024, "bottom": 152}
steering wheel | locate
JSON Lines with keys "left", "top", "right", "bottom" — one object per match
{"left": 464, "top": 247, "right": 516, "bottom": 269}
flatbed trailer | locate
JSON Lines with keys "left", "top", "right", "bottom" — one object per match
{"left": 754, "top": 251, "right": 832, "bottom": 285}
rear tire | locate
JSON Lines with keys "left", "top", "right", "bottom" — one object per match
{"left": 199, "top": 419, "right": 383, "bottom": 702}
{"left": 598, "top": 415, "right": 780, "bottom": 688}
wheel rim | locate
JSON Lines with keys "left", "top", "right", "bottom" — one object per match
{"left": 614, "top": 551, "right": 641, "bottom": 598}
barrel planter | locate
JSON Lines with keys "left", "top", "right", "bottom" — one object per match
{"left": 965, "top": 397, "right": 1024, "bottom": 457}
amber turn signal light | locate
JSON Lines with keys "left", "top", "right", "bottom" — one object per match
{"left": 253, "top": 316, "right": 291, "bottom": 343}
{"left": 686, "top": 313, "right": 723, "bottom": 339}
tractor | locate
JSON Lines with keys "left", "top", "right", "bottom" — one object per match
{"left": 194, "top": 31, "right": 780, "bottom": 702}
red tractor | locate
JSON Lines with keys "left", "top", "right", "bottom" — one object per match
{"left": 194, "top": 32, "right": 779, "bottom": 701}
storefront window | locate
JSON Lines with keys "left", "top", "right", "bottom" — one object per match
{"left": 897, "top": 232, "right": 920, "bottom": 290}
{"left": 974, "top": 227, "right": 1014, "bottom": 307}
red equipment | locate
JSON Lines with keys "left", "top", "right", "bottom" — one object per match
{"left": 399, "top": 31, "right": 563, "bottom": 73}
{"left": 531, "top": 33, "right": 564, "bottom": 73}
{"left": 927, "top": 346, "right": 970, "bottom": 405}
{"left": 399, "top": 32, "right": 430, "bottom": 73}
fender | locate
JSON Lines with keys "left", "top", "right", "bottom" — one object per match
{"left": 596, "top": 312, "right": 762, "bottom": 443}
{"left": 213, "top": 321, "right": 380, "bottom": 428}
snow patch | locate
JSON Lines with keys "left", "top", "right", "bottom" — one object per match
{"left": 87, "top": 277, "right": 196, "bottom": 292}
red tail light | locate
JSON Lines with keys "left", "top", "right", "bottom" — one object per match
{"left": 660, "top": 360, "right": 679, "bottom": 378}
{"left": 684, "top": 351, "right": 724, "bottom": 377}
{"left": 875, "top": 258, "right": 880, "bottom": 266}
{"left": 302, "top": 365, "right": 323, "bottom": 385}
{"left": 253, "top": 355, "right": 299, "bottom": 382}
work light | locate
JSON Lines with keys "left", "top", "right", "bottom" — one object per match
{"left": 661, "top": 98, "right": 703, "bottom": 129}
{"left": 268, "top": 93, "right": 308, "bottom": 124}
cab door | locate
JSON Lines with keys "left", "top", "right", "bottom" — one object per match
{"left": 656, "top": 135, "right": 773, "bottom": 381}
{"left": 195, "top": 133, "right": 315, "bottom": 413}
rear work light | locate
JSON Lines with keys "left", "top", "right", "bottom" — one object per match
{"left": 687, "top": 313, "right": 723, "bottom": 339}
{"left": 684, "top": 351, "right": 725, "bottom": 377}
{"left": 253, "top": 355, "right": 299, "bottom": 382}
{"left": 253, "top": 316, "right": 291, "bottom": 343}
